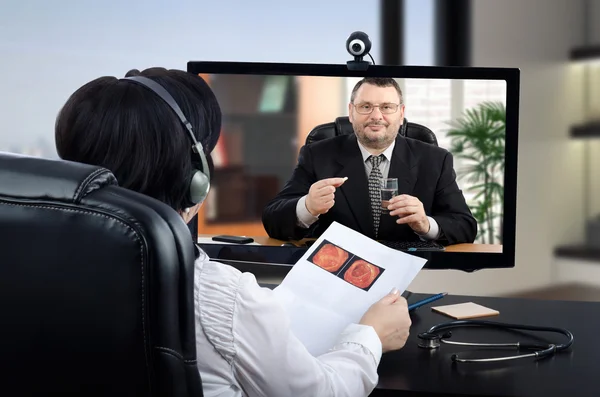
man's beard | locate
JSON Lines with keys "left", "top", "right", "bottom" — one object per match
{"left": 355, "top": 121, "right": 397, "bottom": 149}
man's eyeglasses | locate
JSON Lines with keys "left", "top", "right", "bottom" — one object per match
{"left": 353, "top": 102, "right": 400, "bottom": 115}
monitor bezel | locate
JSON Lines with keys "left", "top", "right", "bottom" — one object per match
{"left": 187, "top": 61, "right": 519, "bottom": 272}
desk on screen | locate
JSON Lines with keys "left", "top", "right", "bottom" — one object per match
{"left": 197, "top": 234, "right": 502, "bottom": 253}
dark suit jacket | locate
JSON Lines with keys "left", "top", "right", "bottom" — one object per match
{"left": 262, "top": 134, "right": 477, "bottom": 245}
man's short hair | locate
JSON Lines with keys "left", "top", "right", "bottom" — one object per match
{"left": 350, "top": 77, "right": 403, "bottom": 104}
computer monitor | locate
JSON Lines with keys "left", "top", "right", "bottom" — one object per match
{"left": 186, "top": 61, "right": 519, "bottom": 272}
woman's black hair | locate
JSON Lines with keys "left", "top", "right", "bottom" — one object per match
{"left": 55, "top": 67, "right": 221, "bottom": 211}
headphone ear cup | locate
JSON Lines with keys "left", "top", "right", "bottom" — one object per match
{"left": 188, "top": 169, "right": 210, "bottom": 205}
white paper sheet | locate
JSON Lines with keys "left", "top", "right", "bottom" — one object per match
{"left": 273, "top": 221, "right": 428, "bottom": 356}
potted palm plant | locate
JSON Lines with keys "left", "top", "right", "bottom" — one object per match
{"left": 446, "top": 101, "right": 506, "bottom": 244}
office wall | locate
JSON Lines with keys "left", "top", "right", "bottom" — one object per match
{"left": 591, "top": 141, "right": 600, "bottom": 218}
{"left": 586, "top": 0, "right": 600, "bottom": 219}
{"left": 407, "top": 0, "right": 590, "bottom": 295}
{"left": 297, "top": 76, "right": 344, "bottom": 153}
{"left": 591, "top": 0, "right": 600, "bottom": 44}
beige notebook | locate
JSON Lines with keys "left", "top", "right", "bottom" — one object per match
{"left": 431, "top": 302, "right": 499, "bottom": 319}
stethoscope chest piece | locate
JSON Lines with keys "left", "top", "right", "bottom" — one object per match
{"left": 417, "top": 331, "right": 452, "bottom": 349}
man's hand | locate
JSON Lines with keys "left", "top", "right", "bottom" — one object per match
{"left": 305, "top": 177, "right": 348, "bottom": 216}
{"left": 387, "top": 194, "right": 430, "bottom": 234}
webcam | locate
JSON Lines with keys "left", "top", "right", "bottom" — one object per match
{"left": 346, "top": 31, "right": 372, "bottom": 71}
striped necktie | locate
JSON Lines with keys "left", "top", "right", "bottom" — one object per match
{"left": 368, "top": 154, "right": 384, "bottom": 238}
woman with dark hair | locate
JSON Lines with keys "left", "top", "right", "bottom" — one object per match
{"left": 55, "top": 68, "right": 412, "bottom": 397}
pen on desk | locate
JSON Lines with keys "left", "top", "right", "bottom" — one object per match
{"left": 408, "top": 292, "right": 448, "bottom": 311}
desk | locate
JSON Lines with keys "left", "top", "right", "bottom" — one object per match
{"left": 198, "top": 234, "right": 502, "bottom": 253}
{"left": 372, "top": 293, "right": 598, "bottom": 397}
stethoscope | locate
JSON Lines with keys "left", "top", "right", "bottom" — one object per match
{"left": 417, "top": 319, "right": 574, "bottom": 363}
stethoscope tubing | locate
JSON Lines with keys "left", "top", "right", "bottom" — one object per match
{"left": 418, "top": 319, "right": 574, "bottom": 363}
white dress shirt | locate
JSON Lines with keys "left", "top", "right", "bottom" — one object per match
{"left": 295, "top": 139, "right": 440, "bottom": 240}
{"left": 194, "top": 247, "right": 382, "bottom": 397}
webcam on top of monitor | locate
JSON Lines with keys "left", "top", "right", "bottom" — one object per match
{"left": 346, "top": 31, "right": 373, "bottom": 71}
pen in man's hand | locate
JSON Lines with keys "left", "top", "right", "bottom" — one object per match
{"left": 408, "top": 292, "right": 448, "bottom": 311}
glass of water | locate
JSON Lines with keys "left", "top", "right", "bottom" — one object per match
{"left": 381, "top": 178, "right": 398, "bottom": 213}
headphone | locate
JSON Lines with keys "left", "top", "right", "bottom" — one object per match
{"left": 119, "top": 76, "right": 211, "bottom": 207}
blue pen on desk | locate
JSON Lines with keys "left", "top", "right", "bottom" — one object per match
{"left": 408, "top": 292, "right": 448, "bottom": 311}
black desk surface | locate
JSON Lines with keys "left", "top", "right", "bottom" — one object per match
{"left": 373, "top": 293, "right": 599, "bottom": 397}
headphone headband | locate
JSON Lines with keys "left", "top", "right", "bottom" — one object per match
{"left": 120, "top": 76, "right": 210, "bottom": 183}
{"left": 119, "top": 75, "right": 211, "bottom": 206}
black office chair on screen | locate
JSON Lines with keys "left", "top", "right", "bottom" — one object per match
{"left": 305, "top": 116, "right": 439, "bottom": 146}
{"left": 0, "top": 152, "right": 202, "bottom": 396}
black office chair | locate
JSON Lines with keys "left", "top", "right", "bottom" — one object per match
{"left": 305, "top": 116, "right": 439, "bottom": 146}
{"left": 0, "top": 152, "right": 202, "bottom": 396}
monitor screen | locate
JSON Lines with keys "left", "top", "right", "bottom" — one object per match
{"left": 187, "top": 61, "right": 519, "bottom": 271}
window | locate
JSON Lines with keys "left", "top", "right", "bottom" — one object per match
{"left": 403, "top": 0, "right": 435, "bottom": 66}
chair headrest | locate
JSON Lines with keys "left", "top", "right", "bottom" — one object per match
{"left": 406, "top": 120, "right": 439, "bottom": 146}
{"left": 0, "top": 152, "right": 117, "bottom": 203}
{"left": 335, "top": 116, "right": 355, "bottom": 136}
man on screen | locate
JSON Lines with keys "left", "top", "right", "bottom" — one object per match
{"left": 262, "top": 77, "right": 477, "bottom": 245}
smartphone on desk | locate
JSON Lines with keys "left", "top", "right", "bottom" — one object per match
{"left": 212, "top": 235, "right": 254, "bottom": 244}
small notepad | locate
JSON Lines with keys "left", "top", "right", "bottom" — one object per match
{"left": 431, "top": 302, "right": 499, "bottom": 319}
